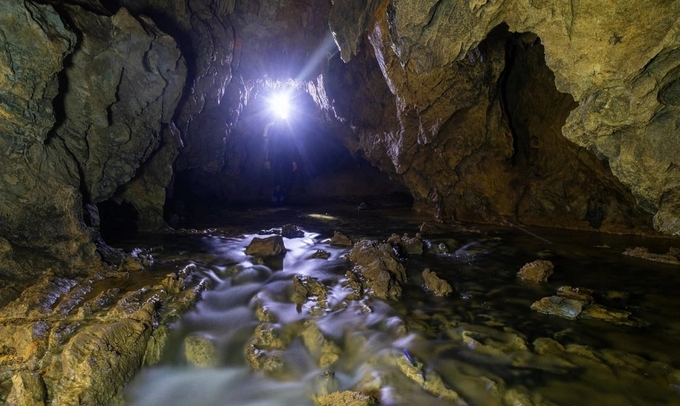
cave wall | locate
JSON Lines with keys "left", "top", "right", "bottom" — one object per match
{"left": 2, "top": 0, "right": 680, "bottom": 278}
{"left": 324, "top": 0, "right": 680, "bottom": 234}
{"left": 0, "top": 1, "right": 186, "bottom": 278}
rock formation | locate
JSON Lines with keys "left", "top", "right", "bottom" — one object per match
{"left": 3, "top": 1, "right": 680, "bottom": 405}
{"left": 4, "top": 0, "right": 680, "bottom": 279}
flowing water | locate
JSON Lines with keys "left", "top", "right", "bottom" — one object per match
{"left": 119, "top": 205, "right": 680, "bottom": 406}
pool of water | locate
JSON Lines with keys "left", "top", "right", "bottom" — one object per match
{"left": 119, "top": 205, "right": 680, "bottom": 406}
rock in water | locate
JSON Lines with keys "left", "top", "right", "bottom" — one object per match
{"left": 348, "top": 240, "right": 407, "bottom": 300}
{"left": 245, "top": 236, "right": 285, "bottom": 257}
{"left": 517, "top": 260, "right": 554, "bottom": 282}
{"left": 183, "top": 334, "right": 217, "bottom": 367}
{"left": 317, "top": 391, "right": 377, "bottom": 406}
{"left": 331, "top": 231, "right": 353, "bottom": 247}
{"left": 281, "top": 224, "right": 304, "bottom": 238}
{"left": 422, "top": 268, "right": 453, "bottom": 296}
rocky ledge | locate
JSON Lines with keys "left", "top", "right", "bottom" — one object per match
{"left": 0, "top": 254, "right": 207, "bottom": 405}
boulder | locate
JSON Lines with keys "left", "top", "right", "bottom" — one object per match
{"left": 331, "top": 231, "right": 353, "bottom": 247}
{"left": 517, "top": 260, "right": 554, "bottom": 282}
{"left": 245, "top": 236, "right": 285, "bottom": 257}
{"left": 531, "top": 286, "right": 638, "bottom": 325}
{"left": 531, "top": 295, "right": 587, "bottom": 320}
{"left": 422, "top": 269, "right": 453, "bottom": 297}
{"left": 348, "top": 240, "right": 407, "bottom": 300}
{"left": 317, "top": 391, "right": 377, "bottom": 406}
{"left": 183, "top": 334, "right": 218, "bottom": 367}
{"left": 281, "top": 224, "right": 304, "bottom": 238}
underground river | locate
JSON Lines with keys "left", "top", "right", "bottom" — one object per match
{"left": 116, "top": 204, "right": 680, "bottom": 406}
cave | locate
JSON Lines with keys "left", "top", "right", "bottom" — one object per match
{"left": 2, "top": 1, "right": 680, "bottom": 405}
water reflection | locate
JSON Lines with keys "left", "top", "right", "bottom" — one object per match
{"left": 121, "top": 206, "right": 680, "bottom": 406}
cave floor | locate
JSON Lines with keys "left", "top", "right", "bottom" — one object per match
{"left": 109, "top": 204, "right": 680, "bottom": 404}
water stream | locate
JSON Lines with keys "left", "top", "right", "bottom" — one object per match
{"left": 119, "top": 205, "right": 680, "bottom": 406}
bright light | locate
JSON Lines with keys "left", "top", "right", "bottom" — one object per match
{"left": 269, "top": 93, "right": 291, "bottom": 120}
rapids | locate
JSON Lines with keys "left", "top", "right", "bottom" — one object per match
{"left": 119, "top": 205, "right": 680, "bottom": 406}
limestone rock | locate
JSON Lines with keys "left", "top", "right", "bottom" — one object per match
{"left": 245, "top": 236, "right": 285, "bottom": 257}
{"left": 321, "top": 0, "right": 670, "bottom": 234}
{"left": 422, "top": 268, "right": 453, "bottom": 297}
{"left": 309, "top": 249, "right": 331, "bottom": 259}
{"left": 56, "top": 6, "right": 186, "bottom": 204}
{"left": 531, "top": 286, "right": 638, "bottom": 325}
{"left": 331, "top": 231, "right": 353, "bottom": 247}
{"left": 396, "top": 352, "right": 465, "bottom": 403}
{"left": 317, "top": 390, "right": 377, "bottom": 406}
{"left": 281, "top": 224, "right": 304, "bottom": 238}
{"left": 517, "top": 260, "right": 555, "bottom": 282}
{"left": 531, "top": 295, "right": 586, "bottom": 320}
{"left": 623, "top": 246, "right": 680, "bottom": 265}
{"left": 348, "top": 240, "right": 407, "bottom": 300}
{"left": 292, "top": 275, "right": 329, "bottom": 315}
{"left": 300, "top": 322, "right": 341, "bottom": 368}
{"left": 183, "top": 334, "right": 218, "bottom": 367}
{"left": 44, "top": 319, "right": 151, "bottom": 405}
{"left": 7, "top": 370, "right": 46, "bottom": 406}
{"left": 0, "top": 1, "right": 97, "bottom": 279}
{"left": 388, "top": 233, "right": 424, "bottom": 255}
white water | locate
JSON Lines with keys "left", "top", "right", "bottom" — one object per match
{"left": 120, "top": 208, "right": 680, "bottom": 406}
{"left": 124, "top": 230, "right": 428, "bottom": 406}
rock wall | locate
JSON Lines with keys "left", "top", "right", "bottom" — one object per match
{"left": 320, "top": 0, "right": 680, "bottom": 234}
{"left": 0, "top": 1, "right": 186, "bottom": 278}
{"left": 2, "top": 0, "right": 680, "bottom": 283}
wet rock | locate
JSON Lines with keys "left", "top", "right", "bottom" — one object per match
{"left": 531, "top": 286, "right": 638, "bottom": 325}
{"left": 517, "top": 260, "right": 554, "bottom": 282}
{"left": 120, "top": 255, "right": 144, "bottom": 272}
{"left": 388, "top": 233, "right": 424, "bottom": 255}
{"left": 422, "top": 268, "right": 453, "bottom": 297}
{"left": 449, "top": 324, "right": 529, "bottom": 357}
{"left": 44, "top": 319, "right": 151, "bottom": 405}
{"left": 292, "top": 275, "right": 329, "bottom": 315}
{"left": 348, "top": 240, "right": 407, "bottom": 300}
{"left": 281, "top": 224, "right": 304, "bottom": 238}
{"left": 312, "top": 370, "right": 340, "bottom": 398}
{"left": 0, "top": 261, "right": 203, "bottom": 404}
{"left": 309, "top": 250, "right": 332, "bottom": 259}
{"left": 531, "top": 295, "right": 586, "bottom": 320}
{"left": 249, "top": 323, "right": 287, "bottom": 351}
{"left": 396, "top": 352, "right": 465, "bottom": 404}
{"left": 555, "top": 286, "right": 594, "bottom": 304}
{"left": 300, "top": 322, "right": 341, "bottom": 368}
{"left": 400, "top": 234, "right": 424, "bottom": 255}
{"left": 7, "top": 370, "right": 46, "bottom": 406}
{"left": 331, "top": 231, "right": 353, "bottom": 247}
{"left": 623, "top": 247, "right": 680, "bottom": 265}
{"left": 245, "top": 236, "right": 285, "bottom": 257}
{"left": 253, "top": 300, "right": 277, "bottom": 323}
{"left": 183, "top": 334, "right": 217, "bottom": 367}
{"left": 317, "top": 390, "right": 377, "bottom": 406}
{"left": 579, "top": 304, "right": 636, "bottom": 327}
{"left": 341, "top": 271, "right": 363, "bottom": 301}
{"left": 246, "top": 322, "right": 293, "bottom": 376}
